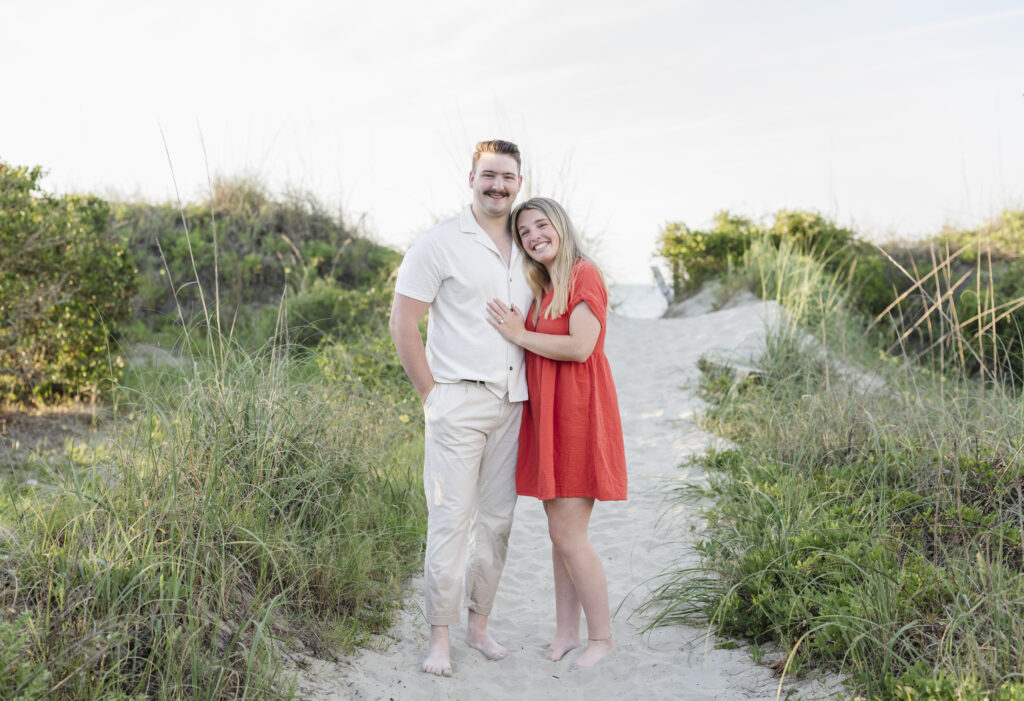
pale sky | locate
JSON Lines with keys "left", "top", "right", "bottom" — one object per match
{"left": 3, "top": 0, "right": 1022, "bottom": 282}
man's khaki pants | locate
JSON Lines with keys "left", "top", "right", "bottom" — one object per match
{"left": 422, "top": 381, "right": 521, "bottom": 627}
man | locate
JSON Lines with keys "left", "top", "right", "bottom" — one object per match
{"left": 389, "top": 139, "right": 533, "bottom": 677}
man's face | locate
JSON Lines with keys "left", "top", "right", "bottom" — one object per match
{"left": 469, "top": 153, "right": 522, "bottom": 219}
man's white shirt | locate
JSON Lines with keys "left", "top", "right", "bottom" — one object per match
{"left": 395, "top": 205, "right": 533, "bottom": 401}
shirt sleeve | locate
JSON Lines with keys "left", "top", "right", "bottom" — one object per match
{"left": 394, "top": 233, "right": 443, "bottom": 303}
{"left": 569, "top": 260, "right": 608, "bottom": 325}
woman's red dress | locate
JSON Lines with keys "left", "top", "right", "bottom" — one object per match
{"left": 516, "top": 260, "right": 628, "bottom": 501}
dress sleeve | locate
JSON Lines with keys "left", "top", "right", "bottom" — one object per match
{"left": 569, "top": 260, "right": 608, "bottom": 325}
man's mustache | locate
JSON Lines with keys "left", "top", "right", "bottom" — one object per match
{"left": 484, "top": 189, "right": 509, "bottom": 198}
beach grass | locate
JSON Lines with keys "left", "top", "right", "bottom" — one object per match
{"left": 0, "top": 166, "right": 428, "bottom": 699}
{"left": 0, "top": 332, "right": 425, "bottom": 700}
{"left": 645, "top": 239, "right": 1024, "bottom": 699}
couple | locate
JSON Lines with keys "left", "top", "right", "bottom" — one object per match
{"left": 388, "top": 139, "right": 627, "bottom": 678}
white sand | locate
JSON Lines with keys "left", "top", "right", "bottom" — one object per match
{"left": 294, "top": 300, "right": 841, "bottom": 700}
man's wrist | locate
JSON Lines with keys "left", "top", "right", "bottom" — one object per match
{"left": 418, "top": 380, "right": 436, "bottom": 402}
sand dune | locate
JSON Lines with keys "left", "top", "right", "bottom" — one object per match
{"left": 294, "top": 300, "right": 841, "bottom": 700}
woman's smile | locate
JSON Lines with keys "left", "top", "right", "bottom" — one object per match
{"left": 517, "top": 209, "right": 560, "bottom": 266}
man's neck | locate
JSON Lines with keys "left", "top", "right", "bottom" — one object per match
{"left": 470, "top": 203, "right": 513, "bottom": 264}
{"left": 470, "top": 204, "right": 511, "bottom": 240}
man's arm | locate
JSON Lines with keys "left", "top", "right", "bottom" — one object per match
{"left": 389, "top": 293, "right": 434, "bottom": 402}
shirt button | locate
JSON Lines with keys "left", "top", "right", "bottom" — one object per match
{"left": 509, "top": 366, "right": 513, "bottom": 371}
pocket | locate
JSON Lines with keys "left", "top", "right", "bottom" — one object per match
{"left": 422, "top": 383, "right": 440, "bottom": 409}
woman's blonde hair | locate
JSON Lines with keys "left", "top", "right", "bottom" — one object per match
{"left": 510, "top": 197, "right": 605, "bottom": 323}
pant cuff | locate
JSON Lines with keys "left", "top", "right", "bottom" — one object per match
{"left": 428, "top": 612, "right": 462, "bottom": 627}
{"left": 467, "top": 603, "right": 492, "bottom": 617}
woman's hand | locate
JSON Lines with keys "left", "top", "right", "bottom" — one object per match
{"left": 486, "top": 299, "right": 526, "bottom": 344}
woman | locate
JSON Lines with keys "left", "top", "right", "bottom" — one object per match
{"left": 486, "top": 197, "right": 627, "bottom": 669}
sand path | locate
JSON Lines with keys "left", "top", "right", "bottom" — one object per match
{"left": 296, "top": 301, "right": 839, "bottom": 700}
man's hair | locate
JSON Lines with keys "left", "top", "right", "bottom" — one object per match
{"left": 472, "top": 139, "right": 521, "bottom": 173}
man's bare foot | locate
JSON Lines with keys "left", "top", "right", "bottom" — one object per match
{"left": 422, "top": 626, "right": 453, "bottom": 677}
{"left": 571, "top": 637, "right": 616, "bottom": 669}
{"left": 466, "top": 630, "right": 509, "bottom": 660}
{"left": 465, "top": 610, "right": 508, "bottom": 660}
{"left": 548, "top": 635, "right": 582, "bottom": 661}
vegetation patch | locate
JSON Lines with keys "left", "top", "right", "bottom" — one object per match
{"left": 658, "top": 206, "right": 1024, "bottom": 383}
{"left": 646, "top": 241, "right": 1024, "bottom": 699}
{"left": 0, "top": 162, "right": 135, "bottom": 403}
{"left": 1, "top": 166, "right": 425, "bottom": 699}
{"left": 114, "top": 175, "right": 399, "bottom": 326}
{"left": 657, "top": 209, "right": 858, "bottom": 300}
{"left": 1, "top": 337, "right": 424, "bottom": 700}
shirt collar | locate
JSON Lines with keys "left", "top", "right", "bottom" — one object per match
{"left": 460, "top": 205, "right": 521, "bottom": 265}
{"left": 459, "top": 205, "right": 486, "bottom": 236}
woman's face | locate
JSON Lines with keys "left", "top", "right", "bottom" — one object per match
{"left": 516, "top": 208, "right": 561, "bottom": 268}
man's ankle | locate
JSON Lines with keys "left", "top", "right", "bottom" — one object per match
{"left": 466, "top": 610, "right": 488, "bottom": 634}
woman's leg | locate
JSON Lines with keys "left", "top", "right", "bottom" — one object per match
{"left": 548, "top": 545, "right": 582, "bottom": 660}
{"left": 544, "top": 497, "right": 616, "bottom": 667}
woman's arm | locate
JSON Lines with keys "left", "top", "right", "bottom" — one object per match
{"left": 486, "top": 298, "right": 600, "bottom": 363}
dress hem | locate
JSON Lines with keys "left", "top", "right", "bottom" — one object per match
{"left": 516, "top": 490, "right": 627, "bottom": 502}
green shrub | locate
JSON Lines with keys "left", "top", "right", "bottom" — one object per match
{"left": 281, "top": 278, "right": 392, "bottom": 347}
{"left": 951, "top": 257, "right": 1024, "bottom": 382}
{"left": 316, "top": 330, "right": 420, "bottom": 424}
{"left": 767, "top": 209, "right": 856, "bottom": 268}
{"left": 114, "top": 177, "right": 401, "bottom": 322}
{"left": 658, "top": 212, "right": 759, "bottom": 299}
{"left": 846, "top": 245, "right": 898, "bottom": 318}
{"left": 849, "top": 213, "right": 1024, "bottom": 384}
{"left": 939, "top": 209, "right": 1024, "bottom": 262}
{"left": 893, "top": 665, "right": 1024, "bottom": 700}
{"left": 658, "top": 209, "right": 858, "bottom": 303}
{"left": 230, "top": 277, "right": 394, "bottom": 352}
{"left": 0, "top": 161, "right": 135, "bottom": 402}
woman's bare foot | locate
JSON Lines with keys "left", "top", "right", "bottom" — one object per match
{"left": 548, "top": 635, "right": 582, "bottom": 661}
{"left": 571, "top": 637, "right": 616, "bottom": 669}
{"left": 422, "top": 626, "right": 453, "bottom": 677}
